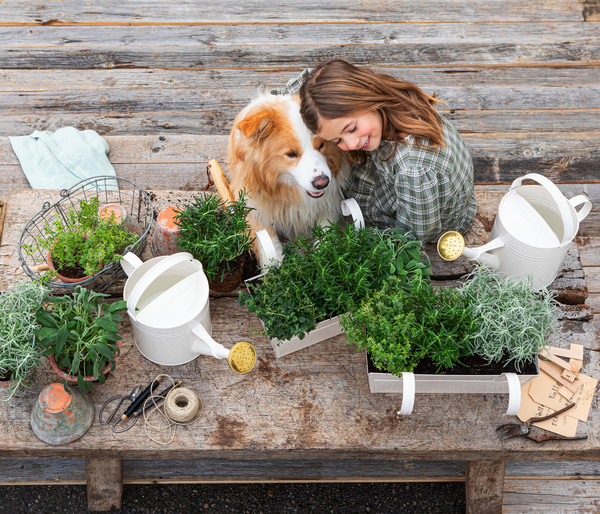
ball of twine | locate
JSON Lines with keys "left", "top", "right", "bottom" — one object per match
{"left": 164, "top": 387, "right": 201, "bottom": 423}
{"left": 142, "top": 375, "right": 203, "bottom": 445}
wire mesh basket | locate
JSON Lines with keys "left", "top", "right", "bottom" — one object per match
{"left": 18, "top": 176, "right": 154, "bottom": 293}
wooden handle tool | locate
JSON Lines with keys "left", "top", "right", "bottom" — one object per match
{"left": 208, "top": 159, "right": 235, "bottom": 204}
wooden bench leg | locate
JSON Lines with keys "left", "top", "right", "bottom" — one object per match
{"left": 85, "top": 456, "right": 123, "bottom": 511}
{"left": 465, "top": 459, "right": 505, "bottom": 514}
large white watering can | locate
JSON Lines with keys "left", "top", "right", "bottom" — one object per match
{"left": 437, "top": 173, "right": 592, "bottom": 290}
{"left": 121, "top": 252, "right": 256, "bottom": 373}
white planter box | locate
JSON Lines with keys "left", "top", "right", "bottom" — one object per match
{"left": 268, "top": 315, "right": 344, "bottom": 358}
{"left": 367, "top": 353, "right": 539, "bottom": 394}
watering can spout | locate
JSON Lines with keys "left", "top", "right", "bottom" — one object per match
{"left": 191, "top": 323, "right": 230, "bottom": 360}
{"left": 462, "top": 238, "right": 504, "bottom": 269}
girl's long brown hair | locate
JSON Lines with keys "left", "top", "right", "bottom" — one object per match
{"left": 299, "top": 59, "right": 444, "bottom": 161}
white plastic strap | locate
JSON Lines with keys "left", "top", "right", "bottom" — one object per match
{"left": 502, "top": 372, "right": 521, "bottom": 416}
{"left": 341, "top": 198, "right": 365, "bottom": 229}
{"left": 396, "top": 372, "right": 415, "bottom": 416}
{"left": 255, "top": 229, "right": 281, "bottom": 268}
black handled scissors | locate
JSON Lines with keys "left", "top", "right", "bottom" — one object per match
{"left": 99, "top": 386, "right": 142, "bottom": 433}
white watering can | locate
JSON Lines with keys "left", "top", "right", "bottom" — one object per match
{"left": 437, "top": 173, "right": 592, "bottom": 290}
{"left": 120, "top": 252, "right": 256, "bottom": 373}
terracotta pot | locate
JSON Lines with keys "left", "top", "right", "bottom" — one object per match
{"left": 48, "top": 340, "right": 122, "bottom": 383}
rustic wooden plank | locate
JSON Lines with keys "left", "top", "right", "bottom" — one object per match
{"left": 503, "top": 479, "right": 600, "bottom": 511}
{"left": 0, "top": 22, "right": 597, "bottom": 68}
{"left": 1, "top": 132, "right": 600, "bottom": 190}
{"left": 0, "top": 0, "right": 587, "bottom": 24}
{"left": 466, "top": 460, "right": 504, "bottom": 514}
{"left": 0, "top": 109, "right": 597, "bottom": 137}
{"left": 85, "top": 456, "right": 122, "bottom": 512}
{"left": 506, "top": 461, "right": 600, "bottom": 478}
{"left": 576, "top": 236, "right": 600, "bottom": 267}
{"left": 0, "top": 458, "right": 86, "bottom": 484}
{"left": 0, "top": 67, "right": 598, "bottom": 115}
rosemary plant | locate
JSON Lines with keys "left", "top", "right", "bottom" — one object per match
{"left": 239, "top": 223, "right": 431, "bottom": 341}
{"left": 174, "top": 191, "right": 254, "bottom": 281}
{"left": 0, "top": 281, "right": 48, "bottom": 400}
{"left": 459, "top": 266, "right": 559, "bottom": 371}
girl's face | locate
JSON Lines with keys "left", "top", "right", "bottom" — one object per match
{"left": 316, "top": 111, "right": 382, "bottom": 152}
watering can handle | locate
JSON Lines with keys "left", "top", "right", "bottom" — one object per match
{"left": 568, "top": 194, "right": 592, "bottom": 223}
{"left": 341, "top": 198, "right": 365, "bottom": 229}
{"left": 126, "top": 252, "right": 195, "bottom": 317}
{"left": 509, "top": 173, "right": 574, "bottom": 245}
{"left": 120, "top": 252, "right": 143, "bottom": 277}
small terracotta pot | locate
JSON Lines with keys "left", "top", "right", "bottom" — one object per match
{"left": 48, "top": 340, "right": 122, "bottom": 383}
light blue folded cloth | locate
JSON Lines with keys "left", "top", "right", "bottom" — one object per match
{"left": 9, "top": 127, "right": 117, "bottom": 190}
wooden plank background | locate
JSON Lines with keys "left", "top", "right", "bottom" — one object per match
{"left": 0, "top": 0, "right": 598, "bottom": 511}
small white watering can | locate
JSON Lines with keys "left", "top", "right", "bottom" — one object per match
{"left": 121, "top": 252, "right": 256, "bottom": 373}
{"left": 437, "top": 173, "right": 592, "bottom": 289}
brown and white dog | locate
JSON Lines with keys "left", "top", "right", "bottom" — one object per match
{"left": 227, "top": 93, "right": 351, "bottom": 264}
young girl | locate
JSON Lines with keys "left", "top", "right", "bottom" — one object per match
{"left": 274, "top": 59, "right": 477, "bottom": 243}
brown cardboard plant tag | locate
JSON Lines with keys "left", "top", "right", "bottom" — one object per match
{"left": 549, "top": 344, "right": 584, "bottom": 361}
{"left": 538, "top": 359, "right": 583, "bottom": 393}
{"left": 558, "top": 385, "right": 575, "bottom": 401}
{"left": 561, "top": 368, "right": 578, "bottom": 383}
{"left": 528, "top": 371, "right": 597, "bottom": 422}
{"left": 517, "top": 381, "right": 579, "bottom": 438}
{"left": 570, "top": 358, "right": 583, "bottom": 374}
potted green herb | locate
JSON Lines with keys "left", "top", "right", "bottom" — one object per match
{"left": 0, "top": 281, "right": 48, "bottom": 400}
{"left": 174, "top": 191, "right": 254, "bottom": 292}
{"left": 342, "top": 265, "right": 558, "bottom": 395}
{"left": 35, "top": 286, "right": 127, "bottom": 392}
{"left": 239, "top": 222, "right": 431, "bottom": 357}
{"left": 28, "top": 196, "right": 138, "bottom": 281}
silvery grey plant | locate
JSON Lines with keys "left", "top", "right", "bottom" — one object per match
{"left": 0, "top": 280, "right": 48, "bottom": 400}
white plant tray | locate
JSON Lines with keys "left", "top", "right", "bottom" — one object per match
{"left": 366, "top": 354, "right": 539, "bottom": 416}
{"left": 367, "top": 353, "right": 539, "bottom": 394}
{"left": 268, "top": 315, "right": 344, "bottom": 358}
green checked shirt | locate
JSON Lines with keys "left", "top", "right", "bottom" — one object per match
{"left": 272, "top": 70, "right": 477, "bottom": 243}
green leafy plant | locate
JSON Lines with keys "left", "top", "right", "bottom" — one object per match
{"left": 0, "top": 281, "right": 48, "bottom": 400}
{"left": 27, "top": 196, "right": 138, "bottom": 279}
{"left": 341, "top": 275, "right": 477, "bottom": 374}
{"left": 174, "top": 191, "right": 254, "bottom": 281}
{"left": 460, "top": 266, "right": 559, "bottom": 371}
{"left": 35, "top": 286, "right": 127, "bottom": 392}
{"left": 239, "top": 222, "right": 431, "bottom": 341}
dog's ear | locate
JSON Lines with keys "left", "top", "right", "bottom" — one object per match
{"left": 238, "top": 107, "right": 279, "bottom": 142}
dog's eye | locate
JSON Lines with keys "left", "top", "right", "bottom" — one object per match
{"left": 285, "top": 151, "right": 298, "bottom": 158}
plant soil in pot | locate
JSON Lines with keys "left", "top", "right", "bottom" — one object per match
{"left": 208, "top": 253, "right": 246, "bottom": 293}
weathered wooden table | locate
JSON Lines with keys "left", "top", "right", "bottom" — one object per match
{"left": 0, "top": 189, "right": 597, "bottom": 513}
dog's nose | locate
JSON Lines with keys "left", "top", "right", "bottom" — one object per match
{"left": 312, "top": 174, "right": 330, "bottom": 190}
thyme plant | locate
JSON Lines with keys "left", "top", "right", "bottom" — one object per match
{"left": 174, "top": 191, "right": 254, "bottom": 281}
{"left": 28, "top": 196, "right": 137, "bottom": 278}
{"left": 239, "top": 223, "right": 431, "bottom": 341}
{"left": 459, "top": 266, "right": 559, "bottom": 371}
{"left": 0, "top": 281, "right": 48, "bottom": 400}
